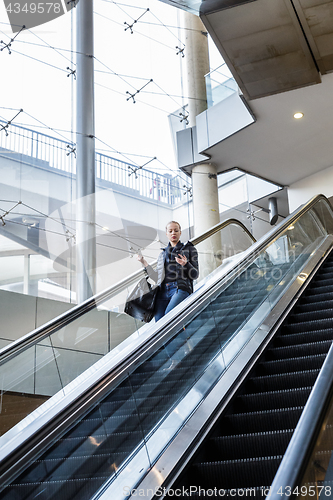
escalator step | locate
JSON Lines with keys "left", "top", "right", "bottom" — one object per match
{"left": 131, "top": 379, "right": 188, "bottom": 396}
{"left": 21, "top": 452, "right": 115, "bottom": 483}
{"left": 287, "top": 308, "right": 333, "bottom": 323}
{"left": 234, "top": 387, "right": 311, "bottom": 412}
{"left": 129, "top": 366, "right": 190, "bottom": 386}
{"left": 247, "top": 369, "right": 319, "bottom": 393}
{"left": 308, "top": 276, "right": 333, "bottom": 287}
{"left": 312, "top": 269, "right": 333, "bottom": 278}
{"left": 220, "top": 407, "right": 303, "bottom": 435}
{"left": 207, "top": 429, "right": 293, "bottom": 461}
{"left": 47, "top": 425, "right": 145, "bottom": 459}
{"left": 189, "top": 456, "right": 282, "bottom": 489}
{"left": 299, "top": 291, "right": 333, "bottom": 305}
{"left": 266, "top": 340, "right": 332, "bottom": 360}
{"left": 1, "top": 476, "right": 109, "bottom": 500}
{"left": 85, "top": 401, "right": 138, "bottom": 420}
{"left": 257, "top": 354, "right": 326, "bottom": 374}
{"left": 283, "top": 318, "right": 333, "bottom": 334}
{"left": 276, "top": 330, "right": 333, "bottom": 346}
{"left": 66, "top": 414, "right": 143, "bottom": 439}
{"left": 295, "top": 300, "right": 333, "bottom": 314}
{"left": 302, "top": 285, "right": 333, "bottom": 296}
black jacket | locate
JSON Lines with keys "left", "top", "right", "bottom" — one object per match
{"left": 145, "top": 241, "right": 199, "bottom": 294}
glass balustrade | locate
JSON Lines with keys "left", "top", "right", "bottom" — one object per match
{"left": 0, "top": 219, "right": 255, "bottom": 436}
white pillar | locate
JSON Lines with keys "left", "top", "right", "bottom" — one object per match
{"left": 192, "top": 163, "right": 221, "bottom": 277}
{"left": 23, "top": 253, "right": 31, "bottom": 295}
{"left": 76, "top": 0, "right": 96, "bottom": 303}
{"left": 182, "top": 12, "right": 210, "bottom": 126}
{"left": 182, "top": 13, "right": 221, "bottom": 277}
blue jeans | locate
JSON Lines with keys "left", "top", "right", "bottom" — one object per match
{"left": 154, "top": 282, "right": 190, "bottom": 322}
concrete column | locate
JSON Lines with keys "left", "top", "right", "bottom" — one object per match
{"left": 76, "top": 0, "right": 96, "bottom": 303}
{"left": 182, "top": 12, "right": 210, "bottom": 126}
{"left": 192, "top": 163, "right": 221, "bottom": 277}
{"left": 182, "top": 12, "right": 221, "bottom": 276}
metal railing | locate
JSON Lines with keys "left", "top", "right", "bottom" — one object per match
{"left": 0, "top": 120, "right": 188, "bottom": 205}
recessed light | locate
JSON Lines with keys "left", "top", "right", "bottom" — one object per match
{"left": 294, "top": 112, "right": 304, "bottom": 119}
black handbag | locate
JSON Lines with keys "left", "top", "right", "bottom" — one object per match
{"left": 124, "top": 272, "right": 158, "bottom": 323}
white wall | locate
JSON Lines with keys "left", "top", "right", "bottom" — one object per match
{"left": 288, "top": 164, "right": 333, "bottom": 213}
{"left": 0, "top": 289, "right": 74, "bottom": 348}
{"left": 0, "top": 288, "right": 143, "bottom": 395}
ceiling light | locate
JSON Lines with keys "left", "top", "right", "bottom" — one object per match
{"left": 294, "top": 112, "right": 304, "bottom": 119}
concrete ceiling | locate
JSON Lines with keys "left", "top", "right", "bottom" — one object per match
{"left": 200, "top": 0, "right": 333, "bottom": 100}
{"left": 203, "top": 71, "right": 333, "bottom": 187}
{"left": 159, "top": 0, "right": 333, "bottom": 189}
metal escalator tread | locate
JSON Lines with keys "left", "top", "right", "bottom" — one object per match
{"left": 295, "top": 300, "right": 333, "bottom": 313}
{"left": 234, "top": 387, "right": 312, "bottom": 412}
{"left": 168, "top": 252, "right": 333, "bottom": 496}
{"left": 301, "top": 284, "right": 333, "bottom": 296}
{"left": 300, "top": 292, "right": 333, "bottom": 304}
{"left": 207, "top": 429, "right": 294, "bottom": 460}
{"left": 221, "top": 407, "right": 304, "bottom": 435}
{"left": 287, "top": 308, "right": 333, "bottom": 322}
{"left": 190, "top": 456, "right": 283, "bottom": 489}
{"left": 276, "top": 329, "right": 333, "bottom": 346}
{"left": 256, "top": 353, "right": 326, "bottom": 374}
{"left": 247, "top": 369, "right": 320, "bottom": 392}
{"left": 283, "top": 317, "right": 333, "bottom": 333}
{"left": 3, "top": 477, "right": 109, "bottom": 500}
{"left": 265, "top": 340, "right": 332, "bottom": 359}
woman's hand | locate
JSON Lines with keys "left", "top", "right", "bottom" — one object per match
{"left": 137, "top": 253, "right": 148, "bottom": 267}
{"left": 175, "top": 254, "right": 187, "bottom": 266}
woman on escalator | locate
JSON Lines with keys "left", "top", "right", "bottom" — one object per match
{"left": 137, "top": 221, "right": 199, "bottom": 321}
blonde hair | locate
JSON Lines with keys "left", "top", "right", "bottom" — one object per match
{"left": 165, "top": 221, "right": 181, "bottom": 231}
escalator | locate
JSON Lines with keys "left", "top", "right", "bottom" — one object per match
{"left": 166, "top": 250, "right": 333, "bottom": 498}
{"left": 1, "top": 196, "right": 333, "bottom": 500}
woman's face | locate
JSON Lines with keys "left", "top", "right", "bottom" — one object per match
{"left": 166, "top": 222, "right": 181, "bottom": 247}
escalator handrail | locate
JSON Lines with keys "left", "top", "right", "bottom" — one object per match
{"left": 0, "top": 195, "right": 332, "bottom": 486}
{"left": 269, "top": 342, "right": 333, "bottom": 499}
{"left": 0, "top": 217, "right": 255, "bottom": 365}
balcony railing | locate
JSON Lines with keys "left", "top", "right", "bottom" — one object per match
{"left": 0, "top": 120, "right": 188, "bottom": 205}
{"left": 205, "top": 63, "right": 239, "bottom": 108}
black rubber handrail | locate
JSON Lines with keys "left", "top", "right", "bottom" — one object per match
{"left": 0, "top": 217, "right": 255, "bottom": 365}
